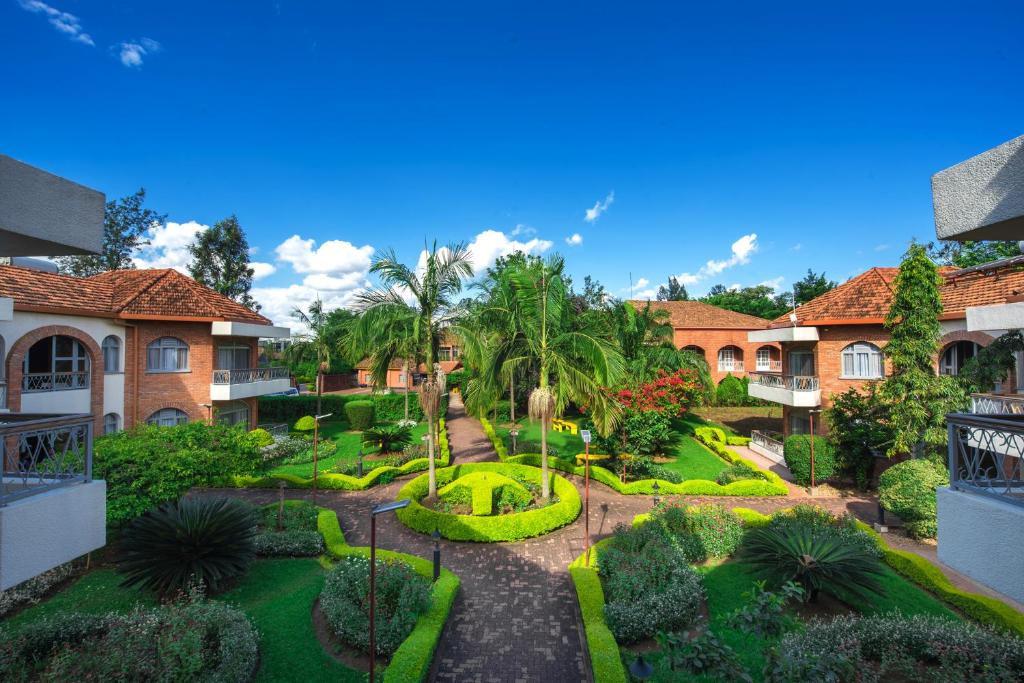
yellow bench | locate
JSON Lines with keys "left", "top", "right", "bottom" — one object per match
{"left": 551, "top": 418, "right": 579, "bottom": 435}
{"left": 574, "top": 453, "right": 611, "bottom": 465}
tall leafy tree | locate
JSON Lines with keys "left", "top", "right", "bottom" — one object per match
{"left": 188, "top": 215, "right": 259, "bottom": 311}
{"left": 926, "top": 240, "right": 1020, "bottom": 268}
{"left": 56, "top": 188, "right": 165, "bottom": 276}
{"left": 701, "top": 285, "right": 790, "bottom": 320}
{"left": 353, "top": 241, "right": 473, "bottom": 497}
{"left": 285, "top": 297, "right": 337, "bottom": 416}
{"left": 793, "top": 269, "right": 837, "bottom": 305}
{"left": 656, "top": 276, "right": 688, "bottom": 301}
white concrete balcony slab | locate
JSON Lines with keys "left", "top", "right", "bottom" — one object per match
{"left": 0, "top": 296, "right": 12, "bottom": 321}
{"left": 211, "top": 321, "right": 291, "bottom": 339}
{"left": 966, "top": 301, "right": 1024, "bottom": 333}
{"left": 210, "top": 367, "right": 291, "bottom": 401}
{"left": 748, "top": 326, "right": 819, "bottom": 343}
{"left": 748, "top": 373, "right": 821, "bottom": 407}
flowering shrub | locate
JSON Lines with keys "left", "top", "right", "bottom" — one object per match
{"left": 613, "top": 369, "right": 705, "bottom": 416}
{"left": 655, "top": 503, "right": 744, "bottom": 562}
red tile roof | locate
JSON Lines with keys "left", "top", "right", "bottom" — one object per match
{"left": 773, "top": 265, "right": 1024, "bottom": 326}
{"left": 633, "top": 300, "right": 772, "bottom": 329}
{"left": 0, "top": 265, "right": 270, "bottom": 324}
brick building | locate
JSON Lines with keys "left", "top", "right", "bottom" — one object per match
{"left": 355, "top": 334, "right": 462, "bottom": 389}
{"left": 0, "top": 264, "right": 290, "bottom": 433}
{"left": 747, "top": 266, "right": 1022, "bottom": 436}
{"left": 634, "top": 300, "right": 781, "bottom": 384}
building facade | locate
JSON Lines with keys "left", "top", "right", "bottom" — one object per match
{"left": 355, "top": 334, "right": 462, "bottom": 389}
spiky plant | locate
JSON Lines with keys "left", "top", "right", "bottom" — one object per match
{"left": 362, "top": 424, "right": 414, "bottom": 453}
{"left": 740, "top": 526, "right": 885, "bottom": 603}
{"left": 118, "top": 497, "right": 256, "bottom": 597}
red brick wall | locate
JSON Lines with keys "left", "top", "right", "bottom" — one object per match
{"left": 672, "top": 328, "right": 780, "bottom": 384}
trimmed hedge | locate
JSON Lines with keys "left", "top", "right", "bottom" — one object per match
{"left": 344, "top": 400, "right": 376, "bottom": 430}
{"left": 233, "top": 419, "right": 450, "bottom": 491}
{"left": 570, "top": 567, "right": 628, "bottom": 683}
{"left": 395, "top": 463, "right": 582, "bottom": 542}
{"left": 259, "top": 393, "right": 426, "bottom": 424}
{"left": 783, "top": 434, "right": 836, "bottom": 487}
{"left": 317, "top": 508, "right": 459, "bottom": 683}
{"left": 878, "top": 459, "right": 947, "bottom": 539}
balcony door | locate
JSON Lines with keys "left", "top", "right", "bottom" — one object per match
{"left": 789, "top": 350, "right": 814, "bottom": 377}
{"left": 216, "top": 345, "right": 251, "bottom": 371}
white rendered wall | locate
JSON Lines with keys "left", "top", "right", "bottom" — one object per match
{"left": 21, "top": 388, "right": 90, "bottom": 414}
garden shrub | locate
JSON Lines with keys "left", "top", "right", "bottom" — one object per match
{"left": 259, "top": 435, "right": 308, "bottom": 462}
{"left": 293, "top": 415, "right": 316, "bottom": 432}
{"left": 259, "top": 393, "right": 427, "bottom": 424}
{"left": 277, "top": 439, "right": 337, "bottom": 465}
{"left": 724, "top": 580, "right": 803, "bottom": 637}
{"left": 253, "top": 500, "right": 325, "bottom": 556}
{"left": 247, "top": 427, "right": 275, "bottom": 448}
{"left": 693, "top": 425, "right": 727, "bottom": 444}
{"left": 94, "top": 422, "right": 263, "bottom": 526}
{"left": 783, "top": 434, "right": 836, "bottom": 487}
{"left": 569, "top": 567, "right": 628, "bottom": 683}
{"left": 344, "top": 400, "right": 376, "bottom": 430}
{"left": 715, "top": 374, "right": 747, "bottom": 406}
{"left": 716, "top": 461, "right": 769, "bottom": 485}
{"left": 320, "top": 555, "right": 431, "bottom": 657}
{"left": 0, "top": 599, "right": 258, "bottom": 682}
{"left": 118, "top": 496, "right": 256, "bottom": 597}
{"left": 373, "top": 392, "right": 426, "bottom": 422}
{"left": 656, "top": 628, "right": 752, "bottom": 683}
{"left": 767, "top": 504, "right": 881, "bottom": 560}
{"left": 879, "top": 458, "right": 947, "bottom": 539}
{"left": 726, "top": 435, "right": 750, "bottom": 446}
{"left": 362, "top": 424, "right": 414, "bottom": 453}
{"left": 765, "top": 613, "right": 1024, "bottom": 682}
{"left": 620, "top": 409, "right": 673, "bottom": 455}
{"left": 655, "top": 503, "right": 744, "bottom": 562}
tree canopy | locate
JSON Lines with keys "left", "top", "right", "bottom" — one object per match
{"left": 926, "top": 240, "right": 1020, "bottom": 268}
{"left": 700, "top": 284, "right": 790, "bottom": 320}
{"left": 187, "top": 215, "right": 259, "bottom": 311}
{"left": 656, "top": 276, "right": 688, "bottom": 301}
{"left": 793, "top": 269, "right": 836, "bottom": 305}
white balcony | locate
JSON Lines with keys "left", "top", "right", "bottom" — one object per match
{"left": 210, "top": 367, "right": 291, "bottom": 401}
{"left": 755, "top": 359, "right": 782, "bottom": 372}
{"left": 718, "top": 360, "right": 744, "bottom": 372}
{"left": 211, "top": 321, "right": 291, "bottom": 339}
{"left": 748, "top": 372, "right": 821, "bottom": 407}
{"left": 748, "top": 326, "right": 819, "bottom": 344}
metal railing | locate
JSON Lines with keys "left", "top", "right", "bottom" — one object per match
{"left": 1, "top": 413, "right": 93, "bottom": 505}
{"left": 22, "top": 371, "right": 89, "bottom": 393}
{"left": 755, "top": 360, "right": 783, "bottom": 372}
{"left": 947, "top": 412, "right": 1024, "bottom": 507}
{"left": 749, "top": 373, "right": 819, "bottom": 391}
{"left": 751, "top": 430, "right": 785, "bottom": 457}
{"left": 971, "top": 392, "right": 1024, "bottom": 415}
{"left": 718, "top": 360, "right": 745, "bottom": 372}
{"left": 212, "top": 367, "right": 290, "bottom": 385}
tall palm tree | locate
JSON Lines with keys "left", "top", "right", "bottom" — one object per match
{"left": 348, "top": 304, "right": 420, "bottom": 421}
{"left": 354, "top": 241, "right": 473, "bottom": 497}
{"left": 286, "top": 297, "right": 334, "bottom": 415}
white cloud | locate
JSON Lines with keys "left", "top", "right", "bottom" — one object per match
{"left": 250, "top": 262, "right": 276, "bottom": 280}
{"left": 19, "top": 0, "right": 94, "bottom": 45}
{"left": 132, "top": 220, "right": 206, "bottom": 273}
{"left": 633, "top": 289, "right": 657, "bottom": 300}
{"left": 727, "top": 283, "right": 741, "bottom": 292}
{"left": 791, "top": 243, "right": 803, "bottom": 251}
{"left": 509, "top": 224, "right": 536, "bottom": 237}
{"left": 251, "top": 282, "right": 369, "bottom": 334}
{"left": 463, "top": 229, "right": 553, "bottom": 274}
{"left": 117, "top": 38, "right": 161, "bottom": 68}
{"left": 584, "top": 191, "right": 615, "bottom": 223}
{"left": 758, "top": 276, "right": 785, "bottom": 291}
{"left": 275, "top": 235, "right": 374, "bottom": 275}
{"left": 673, "top": 233, "right": 759, "bottom": 287}
{"left": 565, "top": 232, "right": 583, "bottom": 246}
{"left": 874, "top": 243, "right": 890, "bottom": 252}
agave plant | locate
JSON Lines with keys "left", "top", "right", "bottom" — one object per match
{"left": 118, "top": 496, "right": 256, "bottom": 597}
{"left": 739, "top": 526, "right": 885, "bottom": 603}
{"left": 362, "top": 424, "right": 414, "bottom": 453}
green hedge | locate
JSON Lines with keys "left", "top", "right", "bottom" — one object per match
{"left": 395, "top": 463, "right": 581, "bottom": 542}
{"left": 878, "top": 459, "right": 947, "bottom": 539}
{"left": 317, "top": 508, "right": 459, "bottom": 682}
{"left": 344, "top": 400, "right": 375, "bottom": 430}
{"left": 783, "top": 434, "right": 836, "bottom": 487}
{"left": 234, "top": 419, "right": 450, "bottom": 491}
{"left": 259, "top": 393, "right": 426, "bottom": 424}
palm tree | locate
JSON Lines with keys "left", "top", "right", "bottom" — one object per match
{"left": 286, "top": 297, "right": 334, "bottom": 415}
{"left": 348, "top": 304, "right": 419, "bottom": 421}
{"left": 354, "top": 241, "right": 473, "bottom": 497}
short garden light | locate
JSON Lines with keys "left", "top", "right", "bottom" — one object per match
{"left": 357, "top": 449, "right": 364, "bottom": 478}
{"left": 509, "top": 428, "right": 519, "bottom": 455}
{"left": 432, "top": 529, "right": 441, "bottom": 582}
{"left": 369, "top": 498, "right": 411, "bottom": 682}
{"left": 628, "top": 654, "right": 654, "bottom": 680}
{"left": 652, "top": 480, "right": 661, "bottom": 508}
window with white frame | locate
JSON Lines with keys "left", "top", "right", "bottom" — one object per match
{"left": 216, "top": 401, "right": 250, "bottom": 427}
{"left": 717, "top": 347, "right": 740, "bottom": 371}
{"left": 147, "top": 337, "right": 189, "bottom": 372}
{"left": 756, "top": 348, "right": 772, "bottom": 370}
{"left": 147, "top": 408, "right": 189, "bottom": 427}
{"left": 841, "top": 342, "right": 883, "bottom": 379}
{"left": 103, "top": 412, "right": 121, "bottom": 434}
{"left": 216, "top": 344, "right": 251, "bottom": 370}
{"left": 102, "top": 335, "right": 121, "bottom": 373}
{"left": 22, "top": 335, "right": 90, "bottom": 391}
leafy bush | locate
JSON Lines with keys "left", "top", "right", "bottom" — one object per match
{"left": 94, "top": 422, "right": 264, "bottom": 526}
{"left": 620, "top": 409, "right": 674, "bottom": 455}
{"left": 0, "top": 562, "right": 74, "bottom": 619}
{"left": 372, "top": 392, "right": 426, "bottom": 422}
{"left": 622, "top": 455, "right": 683, "bottom": 484}
{"left": 362, "top": 424, "right": 414, "bottom": 453}
{"left": 827, "top": 385, "right": 893, "bottom": 488}
{"left": 260, "top": 435, "right": 308, "bottom": 462}
{"left": 716, "top": 374, "right": 747, "bottom": 406}
{"left": 599, "top": 522, "right": 705, "bottom": 643}
{"left": 252, "top": 501, "right": 324, "bottom": 556}
{"left": 259, "top": 393, "right": 426, "bottom": 424}
{"left": 345, "top": 400, "right": 376, "bottom": 430}
{"left": 740, "top": 525, "right": 884, "bottom": 603}
{"left": 278, "top": 439, "right": 337, "bottom": 465}
{"left": 879, "top": 458, "right": 947, "bottom": 539}
{"left": 247, "top": 428, "right": 275, "bottom": 448}
{"left": 655, "top": 503, "right": 744, "bottom": 562}
{"left": 117, "top": 496, "right": 256, "bottom": 597}
{"left": 725, "top": 580, "right": 803, "bottom": 637}
{"left": 766, "top": 504, "right": 881, "bottom": 560}
{"left": 293, "top": 415, "right": 317, "bottom": 432}
{"left": 0, "top": 599, "right": 258, "bottom": 682}
{"left": 716, "top": 461, "right": 769, "bottom": 485}
{"left": 320, "top": 555, "right": 431, "bottom": 657}
{"left": 766, "top": 613, "right": 1024, "bottom": 683}
{"left": 656, "top": 627, "right": 752, "bottom": 683}
{"left": 783, "top": 434, "right": 836, "bottom": 487}
{"left": 254, "top": 530, "right": 325, "bottom": 556}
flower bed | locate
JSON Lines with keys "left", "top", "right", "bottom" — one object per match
{"left": 253, "top": 500, "right": 325, "bottom": 557}
{"left": 394, "top": 463, "right": 582, "bottom": 542}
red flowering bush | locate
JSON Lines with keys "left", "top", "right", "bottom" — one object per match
{"left": 614, "top": 369, "right": 704, "bottom": 417}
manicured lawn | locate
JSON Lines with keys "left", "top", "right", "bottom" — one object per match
{"left": 495, "top": 418, "right": 586, "bottom": 456}
{"left": 267, "top": 421, "right": 429, "bottom": 478}
{"left": 658, "top": 428, "right": 729, "bottom": 481}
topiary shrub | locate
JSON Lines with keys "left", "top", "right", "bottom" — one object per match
{"left": 320, "top": 555, "right": 431, "bottom": 657}
{"left": 247, "top": 428, "right": 275, "bottom": 448}
{"left": 655, "top": 503, "right": 744, "bottom": 562}
{"left": 293, "top": 415, "right": 316, "bottom": 432}
{"left": 117, "top": 497, "right": 256, "bottom": 597}
{"left": 783, "top": 434, "right": 835, "bottom": 487}
{"left": 715, "top": 374, "right": 747, "bottom": 406}
{"left": 879, "top": 458, "right": 948, "bottom": 539}
{"left": 345, "top": 400, "right": 376, "bottom": 430}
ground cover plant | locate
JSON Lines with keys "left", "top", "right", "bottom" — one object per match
{"left": 253, "top": 500, "right": 325, "bottom": 557}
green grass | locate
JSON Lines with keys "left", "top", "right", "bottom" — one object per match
{"left": 268, "top": 421, "right": 429, "bottom": 478}
{"left": 495, "top": 419, "right": 586, "bottom": 456}
{"left": 2, "top": 560, "right": 363, "bottom": 682}
{"left": 658, "top": 429, "right": 729, "bottom": 481}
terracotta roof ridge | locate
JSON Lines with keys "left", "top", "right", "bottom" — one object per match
{"left": 109, "top": 268, "right": 177, "bottom": 314}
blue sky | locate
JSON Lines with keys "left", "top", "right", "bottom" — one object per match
{"left": 2, "top": 1, "right": 1023, "bottom": 328}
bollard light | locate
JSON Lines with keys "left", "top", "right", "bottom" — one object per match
{"left": 432, "top": 529, "right": 442, "bottom": 582}
{"left": 510, "top": 428, "right": 519, "bottom": 456}
{"left": 357, "top": 450, "right": 364, "bottom": 478}
{"left": 652, "top": 480, "right": 661, "bottom": 508}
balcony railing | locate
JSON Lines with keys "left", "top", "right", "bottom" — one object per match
{"left": 718, "top": 360, "right": 745, "bottom": 372}
{"left": 751, "top": 430, "right": 785, "bottom": 457}
{"left": 971, "top": 392, "right": 1024, "bottom": 415}
{"left": 212, "top": 367, "right": 290, "bottom": 385}
{"left": 749, "top": 373, "right": 819, "bottom": 392}
{"left": 755, "top": 360, "right": 783, "bottom": 372}
{"left": 947, "top": 412, "right": 1024, "bottom": 508}
{"left": 22, "top": 371, "right": 89, "bottom": 393}
{"left": 1, "top": 413, "right": 93, "bottom": 505}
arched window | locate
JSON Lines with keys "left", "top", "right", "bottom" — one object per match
{"left": 717, "top": 346, "right": 743, "bottom": 372}
{"left": 147, "top": 408, "right": 189, "bottom": 427}
{"left": 755, "top": 346, "right": 779, "bottom": 372}
{"left": 147, "top": 337, "right": 189, "bottom": 372}
{"left": 22, "top": 335, "right": 90, "bottom": 392}
{"left": 103, "top": 412, "right": 121, "bottom": 434}
{"left": 217, "top": 401, "right": 250, "bottom": 427}
{"left": 841, "top": 342, "right": 883, "bottom": 379}
{"left": 102, "top": 335, "right": 121, "bottom": 373}
{"left": 940, "top": 341, "right": 979, "bottom": 376}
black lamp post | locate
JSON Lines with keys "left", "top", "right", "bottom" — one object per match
{"left": 628, "top": 654, "right": 654, "bottom": 680}
{"left": 652, "top": 480, "right": 660, "bottom": 508}
{"left": 581, "top": 430, "right": 592, "bottom": 563}
{"left": 357, "top": 449, "right": 364, "bottom": 478}
{"left": 369, "top": 499, "right": 411, "bottom": 682}
{"left": 432, "top": 529, "right": 441, "bottom": 582}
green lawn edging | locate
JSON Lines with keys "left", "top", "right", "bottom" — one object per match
{"left": 394, "top": 462, "right": 582, "bottom": 542}
{"left": 480, "top": 417, "right": 786, "bottom": 496}
{"left": 233, "top": 419, "right": 450, "bottom": 491}
{"left": 316, "top": 508, "right": 460, "bottom": 683}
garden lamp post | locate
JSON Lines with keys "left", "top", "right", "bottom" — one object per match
{"left": 311, "top": 413, "right": 333, "bottom": 503}
{"left": 357, "top": 449, "right": 364, "bottom": 478}
{"left": 580, "top": 429, "right": 592, "bottom": 563}
{"left": 808, "top": 409, "right": 822, "bottom": 496}
{"left": 200, "top": 402, "right": 213, "bottom": 425}
{"left": 369, "top": 499, "right": 411, "bottom": 682}
{"left": 628, "top": 654, "right": 653, "bottom": 680}
{"left": 652, "top": 480, "right": 660, "bottom": 508}
{"left": 432, "top": 529, "right": 442, "bottom": 582}
{"left": 510, "top": 428, "right": 519, "bottom": 456}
